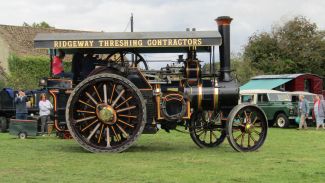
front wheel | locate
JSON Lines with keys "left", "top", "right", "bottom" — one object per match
{"left": 19, "top": 132, "right": 27, "bottom": 139}
{"left": 226, "top": 104, "right": 268, "bottom": 152}
{"left": 275, "top": 113, "right": 289, "bottom": 128}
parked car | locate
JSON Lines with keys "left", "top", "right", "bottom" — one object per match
{"left": 239, "top": 90, "right": 295, "bottom": 128}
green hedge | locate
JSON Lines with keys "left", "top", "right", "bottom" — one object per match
{"left": 6, "top": 54, "right": 71, "bottom": 90}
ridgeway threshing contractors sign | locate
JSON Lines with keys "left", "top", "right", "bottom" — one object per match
{"left": 53, "top": 38, "right": 204, "bottom": 48}
{"left": 34, "top": 31, "right": 222, "bottom": 49}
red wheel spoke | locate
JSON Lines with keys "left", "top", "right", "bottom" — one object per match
{"left": 116, "top": 124, "right": 129, "bottom": 138}
{"left": 240, "top": 133, "right": 245, "bottom": 147}
{"left": 93, "top": 86, "right": 102, "bottom": 103}
{"left": 76, "top": 116, "right": 96, "bottom": 124}
{"left": 250, "top": 133, "right": 257, "bottom": 143}
{"left": 118, "top": 114, "right": 137, "bottom": 119}
{"left": 106, "top": 127, "right": 111, "bottom": 148}
{"left": 116, "top": 106, "right": 136, "bottom": 113}
{"left": 85, "top": 92, "right": 98, "bottom": 105}
{"left": 244, "top": 111, "right": 248, "bottom": 120}
{"left": 117, "top": 119, "right": 134, "bottom": 128}
{"left": 103, "top": 84, "right": 108, "bottom": 104}
{"left": 87, "top": 123, "right": 101, "bottom": 141}
{"left": 78, "top": 100, "right": 95, "bottom": 109}
{"left": 248, "top": 133, "right": 251, "bottom": 147}
{"left": 109, "top": 84, "right": 116, "bottom": 104}
{"left": 252, "top": 129, "right": 261, "bottom": 136}
{"left": 97, "top": 124, "right": 104, "bottom": 144}
{"left": 235, "top": 133, "right": 242, "bottom": 141}
{"left": 248, "top": 112, "right": 253, "bottom": 122}
{"left": 81, "top": 119, "right": 98, "bottom": 132}
{"left": 115, "top": 96, "right": 133, "bottom": 109}
{"left": 111, "top": 89, "right": 125, "bottom": 107}
{"left": 111, "top": 126, "right": 120, "bottom": 142}
{"left": 76, "top": 110, "right": 95, "bottom": 114}
{"left": 252, "top": 116, "right": 258, "bottom": 125}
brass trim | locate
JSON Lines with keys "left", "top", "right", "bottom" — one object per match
{"left": 197, "top": 84, "right": 203, "bottom": 111}
{"left": 155, "top": 84, "right": 164, "bottom": 120}
{"left": 213, "top": 88, "right": 219, "bottom": 110}
{"left": 182, "top": 100, "right": 191, "bottom": 119}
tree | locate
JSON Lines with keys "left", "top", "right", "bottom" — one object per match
{"left": 244, "top": 16, "right": 325, "bottom": 76}
{"left": 22, "top": 21, "right": 54, "bottom": 28}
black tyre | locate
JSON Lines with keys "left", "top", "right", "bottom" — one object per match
{"left": 189, "top": 111, "right": 226, "bottom": 148}
{"left": 0, "top": 117, "right": 8, "bottom": 133}
{"left": 18, "top": 132, "right": 27, "bottom": 139}
{"left": 226, "top": 104, "right": 268, "bottom": 152}
{"left": 275, "top": 113, "right": 289, "bottom": 128}
{"left": 268, "top": 120, "right": 275, "bottom": 127}
{"left": 66, "top": 73, "right": 146, "bottom": 153}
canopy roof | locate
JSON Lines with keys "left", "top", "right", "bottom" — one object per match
{"left": 34, "top": 31, "right": 222, "bottom": 53}
{"left": 240, "top": 79, "right": 292, "bottom": 90}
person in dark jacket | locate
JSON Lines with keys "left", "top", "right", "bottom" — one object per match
{"left": 15, "top": 90, "right": 28, "bottom": 119}
{"left": 298, "top": 95, "right": 309, "bottom": 130}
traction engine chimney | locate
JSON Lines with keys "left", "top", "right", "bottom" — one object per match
{"left": 215, "top": 16, "right": 233, "bottom": 82}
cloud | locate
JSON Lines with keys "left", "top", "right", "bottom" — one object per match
{"left": 0, "top": 0, "right": 324, "bottom": 54}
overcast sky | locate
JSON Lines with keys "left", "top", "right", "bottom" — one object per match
{"left": 0, "top": 0, "right": 324, "bottom": 60}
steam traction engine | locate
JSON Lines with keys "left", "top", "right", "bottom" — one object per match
{"left": 34, "top": 16, "right": 268, "bottom": 152}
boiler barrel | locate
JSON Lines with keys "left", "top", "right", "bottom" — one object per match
{"left": 184, "top": 80, "right": 239, "bottom": 112}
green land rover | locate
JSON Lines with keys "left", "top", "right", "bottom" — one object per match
{"left": 239, "top": 90, "right": 295, "bottom": 128}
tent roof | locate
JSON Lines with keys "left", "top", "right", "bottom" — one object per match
{"left": 240, "top": 79, "right": 292, "bottom": 90}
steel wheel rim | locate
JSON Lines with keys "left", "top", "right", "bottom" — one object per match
{"left": 67, "top": 74, "right": 145, "bottom": 151}
{"left": 19, "top": 133, "right": 26, "bottom": 139}
{"left": 229, "top": 106, "right": 267, "bottom": 151}
{"left": 190, "top": 111, "right": 226, "bottom": 147}
{"left": 277, "top": 117, "right": 285, "bottom": 127}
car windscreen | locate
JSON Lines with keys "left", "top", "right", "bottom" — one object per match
{"left": 241, "top": 95, "right": 254, "bottom": 103}
{"left": 268, "top": 93, "right": 291, "bottom": 101}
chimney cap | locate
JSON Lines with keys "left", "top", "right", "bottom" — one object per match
{"left": 215, "top": 16, "right": 233, "bottom": 26}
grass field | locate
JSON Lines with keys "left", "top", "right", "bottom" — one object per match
{"left": 1, "top": 128, "right": 325, "bottom": 183}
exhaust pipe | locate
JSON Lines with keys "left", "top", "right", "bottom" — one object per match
{"left": 215, "top": 16, "right": 233, "bottom": 82}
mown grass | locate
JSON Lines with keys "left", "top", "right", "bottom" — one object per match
{"left": 0, "top": 128, "right": 325, "bottom": 183}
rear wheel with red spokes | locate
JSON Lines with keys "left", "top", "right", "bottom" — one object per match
{"left": 66, "top": 73, "right": 146, "bottom": 152}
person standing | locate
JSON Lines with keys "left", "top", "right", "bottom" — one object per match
{"left": 15, "top": 90, "right": 28, "bottom": 120}
{"left": 314, "top": 95, "right": 325, "bottom": 130}
{"left": 39, "top": 93, "right": 53, "bottom": 135}
{"left": 298, "top": 95, "right": 309, "bottom": 130}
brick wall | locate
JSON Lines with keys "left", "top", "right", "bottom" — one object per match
{"left": 0, "top": 25, "right": 88, "bottom": 73}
